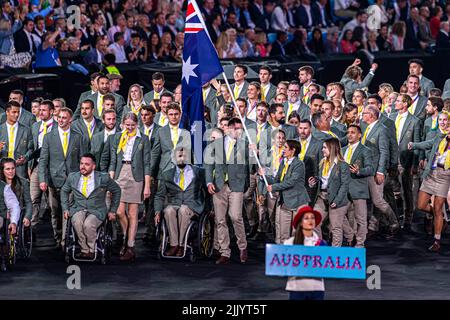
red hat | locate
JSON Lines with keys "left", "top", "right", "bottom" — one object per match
{"left": 292, "top": 206, "right": 322, "bottom": 229}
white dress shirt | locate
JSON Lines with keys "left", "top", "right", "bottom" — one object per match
{"left": 409, "top": 94, "right": 419, "bottom": 114}
{"left": 395, "top": 112, "right": 408, "bottom": 142}
{"left": 4, "top": 184, "right": 20, "bottom": 225}
{"left": 174, "top": 165, "right": 194, "bottom": 190}
{"left": 143, "top": 124, "right": 155, "bottom": 140}
{"left": 77, "top": 172, "right": 96, "bottom": 197}
{"left": 104, "top": 128, "right": 116, "bottom": 143}
{"left": 320, "top": 159, "right": 337, "bottom": 190}
{"left": 108, "top": 43, "right": 127, "bottom": 63}
{"left": 122, "top": 130, "right": 141, "bottom": 161}
{"left": 344, "top": 141, "right": 359, "bottom": 162}
{"left": 38, "top": 118, "right": 55, "bottom": 148}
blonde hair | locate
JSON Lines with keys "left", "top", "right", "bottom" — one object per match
{"left": 127, "top": 83, "right": 144, "bottom": 107}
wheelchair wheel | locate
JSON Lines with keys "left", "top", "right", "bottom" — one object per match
{"left": 158, "top": 219, "right": 169, "bottom": 258}
{"left": 19, "top": 223, "right": 32, "bottom": 259}
{"left": 8, "top": 233, "right": 16, "bottom": 268}
{"left": 100, "top": 221, "right": 113, "bottom": 265}
{"left": 64, "top": 219, "right": 73, "bottom": 264}
{"left": 198, "top": 211, "right": 214, "bottom": 258}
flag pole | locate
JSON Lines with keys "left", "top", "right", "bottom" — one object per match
{"left": 189, "top": 0, "right": 273, "bottom": 198}
{"left": 221, "top": 75, "right": 274, "bottom": 199}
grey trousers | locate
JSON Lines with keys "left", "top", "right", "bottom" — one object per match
{"left": 398, "top": 165, "right": 414, "bottom": 225}
{"left": 212, "top": 184, "right": 247, "bottom": 258}
{"left": 30, "top": 167, "right": 47, "bottom": 231}
{"left": 275, "top": 204, "right": 306, "bottom": 244}
{"left": 368, "top": 177, "right": 398, "bottom": 231}
{"left": 48, "top": 187, "right": 63, "bottom": 244}
{"left": 243, "top": 173, "right": 258, "bottom": 228}
{"left": 164, "top": 205, "right": 195, "bottom": 247}
{"left": 71, "top": 211, "right": 103, "bottom": 254}
{"left": 344, "top": 199, "right": 368, "bottom": 247}
{"left": 314, "top": 191, "right": 350, "bottom": 247}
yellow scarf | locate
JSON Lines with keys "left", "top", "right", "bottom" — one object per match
{"left": 438, "top": 137, "right": 450, "bottom": 169}
{"left": 322, "top": 159, "right": 331, "bottom": 177}
{"left": 117, "top": 129, "right": 137, "bottom": 154}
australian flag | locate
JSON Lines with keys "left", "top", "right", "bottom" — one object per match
{"left": 180, "top": 0, "right": 223, "bottom": 164}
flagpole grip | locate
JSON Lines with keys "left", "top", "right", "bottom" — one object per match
{"left": 221, "top": 72, "right": 274, "bottom": 199}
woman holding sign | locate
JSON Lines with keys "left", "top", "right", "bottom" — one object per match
{"left": 309, "top": 138, "right": 350, "bottom": 247}
{"left": 285, "top": 206, "right": 326, "bottom": 300}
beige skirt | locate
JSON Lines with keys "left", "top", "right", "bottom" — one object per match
{"left": 420, "top": 167, "right": 450, "bottom": 198}
{"left": 116, "top": 164, "right": 143, "bottom": 204}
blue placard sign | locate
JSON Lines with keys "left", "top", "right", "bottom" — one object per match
{"left": 265, "top": 244, "right": 366, "bottom": 279}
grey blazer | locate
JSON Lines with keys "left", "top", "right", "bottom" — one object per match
{"left": 139, "top": 123, "right": 161, "bottom": 150}
{"left": 143, "top": 88, "right": 172, "bottom": 105}
{"left": 264, "top": 83, "right": 277, "bottom": 103}
{"left": 283, "top": 101, "right": 309, "bottom": 121}
{"left": 90, "top": 131, "right": 114, "bottom": 172}
{"left": 0, "top": 108, "right": 36, "bottom": 128}
{"left": 71, "top": 117, "right": 105, "bottom": 150}
{"left": 412, "top": 133, "right": 447, "bottom": 179}
{"left": 303, "top": 136, "right": 323, "bottom": 201}
{"left": 38, "top": 128, "right": 85, "bottom": 188}
{"left": 61, "top": 171, "right": 121, "bottom": 221}
{"left": 340, "top": 72, "right": 374, "bottom": 102}
{"left": 318, "top": 160, "right": 350, "bottom": 208}
{"left": 109, "top": 132, "right": 151, "bottom": 181}
{"left": 268, "top": 157, "right": 310, "bottom": 210}
{"left": 74, "top": 92, "right": 125, "bottom": 120}
{"left": 378, "top": 113, "right": 398, "bottom": 170}
{"left": 420, "top": 76, "right": 435, "bottom": 97}
{"left": 0, "top": 122, "right": 33, "bottom": 178}
{"left": 150, "top": 124, "right": 191, "bottom": 179}
{"left": 77, "top": 90, "right": 95, "bottom": 108}
{"left": 342, "top": 143, "right": 374, "bottom": 200}
{"left": 389, "top": 112, "right": 421, "bottom": 168}
{"left": 205, "top": 136, "right": 250, "bottom": 193}
{"left": 231, "top": 81, "right": 249, "bottom": 99}
{"left": 360, "top": 121, "right": 390, "bottom": 175}
{"left": 410, "top": 95, "right": 428, "bottom": 122}
{"left": 29, "top": 120, "right": 56, "bottom": 170}
{"left": 154, "top": 165, "right": 206, "bottom": 215}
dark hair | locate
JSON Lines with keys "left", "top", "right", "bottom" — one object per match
{"left": 259, "top": 65, "right": 272, "bottom": 74}
{"left": 10, "top": 89, "right": 24, "bottom": 97}
{"left": 288, "top": 111, "right": 301, "bottom": 122}
{"left": 268, "top": 103, "right": 283, "bottom": 115}
{"left": 235, "top": 64, "right": 248, "bottom": 75}
{"left": 102, "top": 109, "right": 116, "bottom": 119}
{"left": 0, "top": 158, "right": 22, "bottom": 205}
{"left": 286, "top": 139, "right": 301, "bottom": 157}
{"left": 236, "top": 97, "right": 248, "bottom": 108}
{"left": 90, "top": 72, "right": 102, "bottom": 81}
{"left": 228, "top": 117, "right": 243, "bottom": 127}
{"left": 299, "top": 119, "right": 312, "bottom": 127}
{"left": 299, "top": 65, "right": 314, "bottom": 76}
{"left": 348, "top": 124, "right": 362, "bottom": 134}
{"left": 113, "top": 31, "right": 124, "bottom": 43}
{"left": 103, "top": 94, "right": 116, "bottom": 102}
{"left": 160, "top": 92, "right": 174, "bottom": 100}
{"left": 429, "top": 88, "right": 442, "bottom": 97}
{"left": 167, "top": 102, "right": 181, "bottom": 112}
{"left": 310, "top": 93, "right": 325, "bottom": 102}
{"left": 152, "top": 72, "right": 165, "bottom": 81}
{"left": 311, "top": 111, "right": 324, "bottom": 127}
{"left": 368, "top": 94, "right": 382, "bottom": 105}
{"left": 40, "top": 99, "right": 55, "bottom": 110}
{"left": 81, "top": 153, "right": 96, "bottom": 163}
{"left": 429, "top": 97, "right": 444, "bottom": 112}
{"left": 81, "top": 99, "right": 94, "bottom": 109}
{"left": 5, "top": 100, "right": 20, "bottom": 111}
{"left": 141, "top": 105, "right": 156, "bottom": 114}
{"left": 408, "top": 58, "right": 424, "bottom": 68}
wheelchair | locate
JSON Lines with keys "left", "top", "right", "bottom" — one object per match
{"left": 16, "top": 212, "right": 32, "bottom": 259}
{"left": 0, "top": 217, "right": 16, "bottom": 272}
{"left": 64, "top": 214, "right": 113, "bottom": 265}
{"left": 157, "top": 209, "right": 215, "bottom": 262}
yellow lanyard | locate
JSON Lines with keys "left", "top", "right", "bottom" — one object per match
{"left": 322, "top": 159, "right": 331, "bottom": 177}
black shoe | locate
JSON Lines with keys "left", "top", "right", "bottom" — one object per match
{"left": 428, "top": 239, "right": 441, "bottom": 253}
{"left": 251, "top": 232, "right": 266, "bottom": 241}
{"left": 246, "top": 225, "right": 258, "bottom": 238}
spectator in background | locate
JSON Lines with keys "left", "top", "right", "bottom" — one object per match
{"left": 390, "top": 20, "right": 406, "bottom": 51}
{"left": 254, "top": 30, "right": 270, "bottom": 57}
{"left": 33, "top": 15, "right": 46, "bottom": 46}
{"left": 14, "top": 17, "right": 36, "bottom": 55}
{"left": 241, "top": 28, "right": 256, "bottom": 57}
{"left": 172, "top": 31, "right": 184, "bottom": 62}
{"left": 271, "top": 30, "right": 287, "bottom": 56}
{"left": 166, "top": 13, "right": 179, "bottom": 40}
{"left": 148, "top": 32, "right": 160, "bottom": 61}
{"left": 367, "top": 30, "right": 379, "bottom": 52}
{"left": 35, "top": 30, "right": 62, "bottom": 68}
{"left": 0, "top": 17, "right": 21, "bottom": 55}
{"left": 436, "top": 21, "right": 450, "bottom": 49}
{"left": 405, "top": 7, "right": 428, "bottom": 50}
{"left": 271, "top": 0, "right": 292, "bottom": 32}
{"left": 135, "top": 14, "right": 152, "bottom": 41}
{"left": 84, "top": 36, "right": 110, "bottom": 66}
{"left": 351, "top": 26, "right": 366, "bottom": 51}
{"left": 207, "top": 13, "right": 223, "bottom": 45}
{"left": 418, "top": 6, "right": 434, "bottom": 46}
{"left": 216, "top": 32, "right": 230, "bottom": 58}
{"left": 108, "top": 13, "right": 127, "bottom": 44}
{"left": 58, "top": 38, "right": 81, "bottom": 66}
{"left": 334, "top": 0, "right": 361, "bottom": 19}
{"left": 307, "top": 28, "right": 326, "bottom": 54}
{"left": 325, "top": 27, "right": 340, "bottom": 53}
{"left": 151, "top": 12, "right": 170, "bottom": 38}
{"left": 312, "top": 0, "right": 333, "bottom": 28}
{"left": 340, "top": 10, "right": 368, "bottom": 42}
{"left": 108, "top": 31, "right": 128, "bottom": 64}
{"left": 225, "top": 28, "right": 243, "bottom": 58}
{"left": 157, "top": 31, "right": 174, "bottom": 61}
{"left": 376, "top": 23, "right": 391, "bottom": 51}
{"left": 126, "top": 33, "right": 147, "bottom": 64}
{"left": 430, "top": 6, "right": 443, "bottom": 39}
{"left": 340, "top": 29, "right": 356, "bottom": 54}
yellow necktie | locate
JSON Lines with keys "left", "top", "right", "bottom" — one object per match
{"left": 322, "top": 159, "right": 330, "bottom": 177}
{"left": 395, "top": 114, "right": 403, "bottom": 142}
{"left": 437, "top": 138, "right": 450, "bottom": 170}
{"left": 280, "top": 160, "right": 289, "bottom": 181}
{"left": 346, "top": 144, "right": 353, "bottom": 164}
{"left": 362, "top": 126, "right": 369, "bottom": 144}
{"left": 171, "top": 126, "right": 179, "bottom": 149}
{"left": 302, "top": 86, "right": 309, "bottom": 104}
{"left": 131, "top": 102, "right": 142, "bottom": 115}
{"left": 358, "top": 105, "right": 363, "bottom": 115}
{"left": 327, "top": 130, "right": 337, "bottom": 138}
{"left": 8, "top": 125, "right": 14, "bottom": 158}
{"left": 154, "top": 91, "right": 160, "bottom": 100}
{"left": 81, "top": 176, "right": 89, "bottom": 197}
{"left": 432, "top": 117, "right": 438, "bottom": 130}
{"left": 98, "top": 95, "right": 104, "bottom": 117}
{"left": 287, "top": 103, "right": 294, "bottom": 118}
{"left": 381, "top": 103, "right": 387, "bottom": 113}
{"left": 261, "top": 85, "right": 266, "bottom": 102}
{"left": 257, "top": 123, "right": 264, "bottom": 144}
{"left": 299, "top": 140, "right": 307, "bottom": 161}
{"left": 43, "top": 122, "right": 48, "bottom": 135}
{"left": 178, "top": 168, "right": 185, "bottom": 190}
{"left": 117, "top": 129, "right": 137, "bottom": 154}
{"left": 62, "top": 131, "right": 69, "bottom": 157}
{"left": 225, "top": 139, "right": 235, "bottom": 182}
{"left": 202, "top": 89, "right": 207, "bottom": 104}
{"left": 234, "top": 85, "right": 239, "bottom": 99}
{"left": 87, "top": 121, "right": 93, "bottom": 140}
{"left": 145, "top": 127, "right": 150, "bottom": 136}
{"left": 159, "top": 114, "right": 166, "bottom": 126}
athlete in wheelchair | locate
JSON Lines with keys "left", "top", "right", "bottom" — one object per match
{"left": 61, "top": 153, "right": 121, "bottom": 263}
{"left": 0, "top": 178, "right": 21, "bottom": 271}
{"left": 0, "top": 158, "right": 33, "bottom": 259}
{"left": 154, "top": 148, "right": 214, "bottom": 261}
